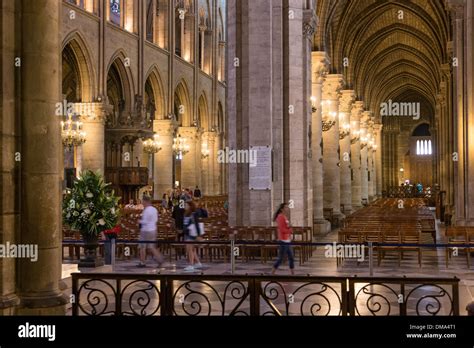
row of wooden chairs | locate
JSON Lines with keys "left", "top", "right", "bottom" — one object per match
{"left": 445, "top": 226, "right": 474, "bottom": 268}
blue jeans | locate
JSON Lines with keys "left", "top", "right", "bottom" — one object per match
{"left": 273, "top": 241, "right": 295, "bottom": 269}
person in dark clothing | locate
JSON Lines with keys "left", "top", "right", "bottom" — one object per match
{"left": 195, "top": 201, "right": 208, "bottom": 219}
{"left": 194, "top": 186, "right": 202, "bottom": 199}
{"left": 172, "top": 202, "right": 185, "bottom": 241}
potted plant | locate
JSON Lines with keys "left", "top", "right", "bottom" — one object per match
{"left": 63, "top": 170, "right": 120, "bottom": 267}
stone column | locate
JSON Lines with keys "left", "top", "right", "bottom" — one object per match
{"left": 311, "top": 51, "right": 331, "bottom": 234}
{"left": 199, "top": 132, "right": 214, "bottom": 196}
{"left": 374, "top": 123, "right": 383, "bottom": 197}
{"left": 0, "top": 0, "right": 19, "bottom": 314}
{"left": 18, "top": 0, "right": 66, "bottom": 314}
{"left": 213, "top": 132, "right": 221, "bottom": 195}
{"left": 350, "top": 101, "right": 363, "bottom": 210}
{"left": 360, "top": 112, "right": 370, "bottom": 204}
{"left": 179, "top": 126, "right": 198, "bottom": 190}
{"left": 153, "top": 119, "right": 175, "bottom": 199}
{"left": 79, "top": 103, "right": 109, "bottom": 174}
{"left": 227, "top": 0, "right": 314, "bottom": 227}
{"left": 367, "top": 120, "right": 376, "bottom": 201}
{"left": 322, "top": 74, "right": 344, "bottom": 223}
{"left": 339, "top": 90, "right": 355, "bottom": 214}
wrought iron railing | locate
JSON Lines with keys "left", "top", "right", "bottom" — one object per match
{"left": 71, "top": 273, "right": 459, "bottom": 316}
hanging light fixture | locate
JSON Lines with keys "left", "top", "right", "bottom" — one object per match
{"left": 61, "top": 114, "right": 86, "bottom": 151}
{"left": 201, "top": 141, "right": 210, "bottom": 159}
{"left": 142, "top": 134, "right": 162, "bottom": 154}
{"left": 173, "top": 135, "right": 190, "bottom": 158}
{"left": 321, "top": 100, "right": 336, "bottom": 131}
{"left": 351, "top": 129, "right": 360, "bottom": 144}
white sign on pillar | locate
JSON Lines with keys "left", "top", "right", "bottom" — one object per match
{"left": 249, "top": 146, "right": 272, "bottom": 191}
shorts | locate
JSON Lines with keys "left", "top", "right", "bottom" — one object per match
{"left": 184, "top": 234, "right": 197, "bottom": 242}
{"left": 139, "top": 230, "right": 157, "bottom": 250}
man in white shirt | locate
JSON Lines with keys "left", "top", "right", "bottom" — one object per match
{"left": 137, "top": 196, "right": 164, "bottom": 268}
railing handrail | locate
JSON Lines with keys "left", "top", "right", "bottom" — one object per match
{"left": 71, "top": 273, "right": 460, "bottom": 316}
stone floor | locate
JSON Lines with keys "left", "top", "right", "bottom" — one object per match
{"left": 61, "top": 220, "right": 474, "bottom": 316}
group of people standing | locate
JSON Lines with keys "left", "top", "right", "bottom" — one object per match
{"left": 136, "top": 195, "right": 296, "bottom": 275}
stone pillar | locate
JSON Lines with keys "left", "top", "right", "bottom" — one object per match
{"left": 227, "top": 0, "right": 315, "bottom": 227}
{"left": 322, "top": 74, "right": 344, "bottom": 223}
{"left": 360, "top": 112, "right": 370, "bottom": 204}
{"left": 311, "top": 51, "right": 331, "bottom": 234}
{"left": 153, "top": 119, "right": 175, "bottom": 199}
{"left": 0, "top": 0, "right": 19, "bottom": 314}
{"left": 339, "top": 90, "right": 355, "bottom": 214}
{"left": 179, "top": 126, "right": 198, "bottom": 191}
{"left": 213, "top": 132, "right": 221, "bottom": 195}
{"left": 367, "top": 120, "right": 376, "bottom": 201}
{"left": 201, "top": 133, "right": 210, "bottom": 195}
{"left": 18, "top": 0, "right": 66, "bottom": 314}
{"left": 374, "top": 123, "right": 383, "bottom": 197}
{"left": 79, "top": 103, "right": 108, "bottom": 174}
{"left": 350, "top": 101, "right": 363, "bottom": 210}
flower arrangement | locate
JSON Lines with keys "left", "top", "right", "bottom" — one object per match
{"left": 103, "top": 225, "right": 121, "bottom": 238}
{"left": 63, "top": 170, "right": 120, "bottom": 238}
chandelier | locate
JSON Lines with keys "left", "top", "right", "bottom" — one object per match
{"left": 339, "top": 122, "right": 350, "bottom": 140}
{"left": 350, "top": 130, "right": 360, "bottom": 144}
{"left": 142, "top": 134, "right": 162, "bottom": 154}
{"left": 360, "top": 136, "right": 368, "bottom": 149}
{"left": 173, "top": 135, "right": 190, "bottom": 157}
{"left": 61, "top": 114, "right": 86, "bottom": 151}
{"left": 322, "top": 111, "right": 337, "bottom": 132}
{"left": 201, "top": 142, "right": 210, "bottom": 159}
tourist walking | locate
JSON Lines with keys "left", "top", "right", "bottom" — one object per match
{"left": 271, "top": 203, "right": 295, "bottom": 275}
{"left": 183, "top": 201, "right": 202, "bottom": 272}
{"left": 137, "top": 196, "right": 164, "bottom": 268}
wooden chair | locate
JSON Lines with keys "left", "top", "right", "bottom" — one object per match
{"left": 400, "top": 229, "right": 422, "bottom": 267}
{"left": 420, "top": 218, "right": 436, "bottom": 244}
{"left": 446, "top": 227, "right": 470, "bottom": 268}
{"left": 378, "top": 229, "right": 401, "bottom": 266}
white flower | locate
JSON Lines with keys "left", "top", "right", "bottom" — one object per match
{"left": 66, "top": 213, "right": 71, "bottom": 219}
{"left": 98, "top": 218, "right": 106, "bottom": 226}
{"left": 73, "top": 211, "right": 79, "bottom": 217}
{"left": 84, "top": 208, "right": 91, "bottom": 215}
{"left": 110, "top": 208, "right": 115, "bottom": 215}
{"left": 86, "top": 192, "right": 94, "bottom": 198}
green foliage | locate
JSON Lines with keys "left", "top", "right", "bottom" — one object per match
{"left": 62, "top": 170, "right": 120, "bottom": 237}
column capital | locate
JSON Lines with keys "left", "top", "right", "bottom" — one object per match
{"left": 350, "top": 101, "right": 364, "bottom": 122}
{"left": 339, "top": 90, "right": 356, "bottom": 114}
{"left": 322, "top": 74, "right": 344, "bottom": 100}
{"left": 201, "top": 131, "right": 217, "bottom": 143}
{"left": 153, "top": 119, "right": 176, "bottom": 136}
{"left": 312, "top": 51, "right": 330, "bottom": 83}
{"left": 77, "top": 102, "right": 113, "bottom": 123}
{"left": 178, "top": 126, "right": 199, "bottom": 141}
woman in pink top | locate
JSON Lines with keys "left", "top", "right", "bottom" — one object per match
{"left": 271, "top": 203, "right": 295, "bottom": 275}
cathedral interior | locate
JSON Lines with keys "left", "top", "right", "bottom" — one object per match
{"left": 0, "top": 0, "right": 474, "bottom": 325}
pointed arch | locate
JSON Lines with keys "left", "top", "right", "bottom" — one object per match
{"left": 197, "top": 93, "right": 210, "bottom": 131}
{"left": 106, "top": 50, "right": 135, "bottom": 111}
{"left": 174, "top": 79, "right": 192, "bottom": 126}
{"left": 144, "top": 65, "right": 166, "bottom": 120}
{"left": 61, "top": 31, "right": 96, "bottom": 102}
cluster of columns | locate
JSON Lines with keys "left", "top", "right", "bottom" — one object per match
{"left": 152, "top": 120, "right": 223, "bottom": 197}
{"left": 311, "top": 52, "right": 382, "bottom": 233}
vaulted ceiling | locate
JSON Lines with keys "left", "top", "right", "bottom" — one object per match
{"left": 314, "top": 0, "right": 452, "bottom": 122}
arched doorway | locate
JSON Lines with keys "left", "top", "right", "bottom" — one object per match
{"left": 403, "top": 123, "right": 434, "bottom": 188}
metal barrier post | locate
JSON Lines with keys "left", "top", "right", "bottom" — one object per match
{"left": 111, "top": 238, "right": 116, "bottom": 272}
{"left": 231, "top": 239, "right": 235, "bottom": 275}
{"left": 368, "top": 242, "right": 373, "bottom": 276}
